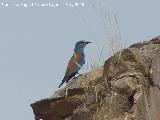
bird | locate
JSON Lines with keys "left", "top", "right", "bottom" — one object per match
{"left": 58, "top": 40, "right": 91, "bottom": 88}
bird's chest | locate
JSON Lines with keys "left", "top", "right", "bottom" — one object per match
{"left": 74, "top": 52, "right": 85, "bottom": 66}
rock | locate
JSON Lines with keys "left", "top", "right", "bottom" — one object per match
{"left": 132, "top": 47, "right": 160, "bottom": 120}
{"left": 31, "top": 36, "right": 160, "bottom": 120}
{"left": 93, "top": 94, "right": 132, "bottom": 120}
{"left": 31, "top": 67, "right": 103, "bottom": 120}
{"left": 151, "top": 47, "right": 160, "bottom": 86}
{"left": 65, "top": 104, "right": 92, "bottom": 120}
{"left": 52, "top": 88, "right": 85, "bottom": 98}
{"left": 133, "top": 86, "right": 160, "bottom": 120}
{"left": 50, "top": 97, "right": 82, "bottom": 117}
{"left": 112, "top": 76, "right": 137, "bottom": 96}
{"left": 66, "top": 67, "right": 103, "bottom": 89}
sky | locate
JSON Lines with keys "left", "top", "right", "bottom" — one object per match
{"left": 0, "top": 0, "right": 160, "bottom": 120}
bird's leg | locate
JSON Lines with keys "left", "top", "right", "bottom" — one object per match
{"left": 72, "top": 76, "right": 78, "bottom": 79}
{"left": 77, "top": 72, "right": 83, "bottom": 77}
{"left": 65, "top": 88, "right": 68, "bottom": 98}
{"left": 77, "top": 72, "right": 82, "bottom": 76}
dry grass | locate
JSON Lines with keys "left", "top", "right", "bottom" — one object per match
{"left": 88, "top": 0, "right": 125, "bottom": 69}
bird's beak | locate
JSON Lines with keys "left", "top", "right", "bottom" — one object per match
{"left": 85, "top": 41, "right": 91, "bottom": 44}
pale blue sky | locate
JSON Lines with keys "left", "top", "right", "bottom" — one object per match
{"left": 0, "top": 0, "right": 160, "bottom": 120}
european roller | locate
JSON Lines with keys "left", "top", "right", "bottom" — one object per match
{"left": 58, "top": 40, "right": 91, "bottom": 88}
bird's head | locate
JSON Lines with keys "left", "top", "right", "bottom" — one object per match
{"left": 74, "top": 40, "right": 91, "bottom": 52}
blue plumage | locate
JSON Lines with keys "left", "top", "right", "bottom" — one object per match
{"left": 58, "top": 40, "right": 91, "bottom": 88}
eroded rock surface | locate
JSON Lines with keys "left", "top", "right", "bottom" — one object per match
{"left": 31, "top": 36, "right": 160, "bottom": 120}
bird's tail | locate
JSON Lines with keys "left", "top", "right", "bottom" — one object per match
{"left": 58, "top": 81, "right": 64, "bottom": 88}
{"left": 58, "top": 82, "right": 63, "bottom": 88}
{"left": 58, "top": 77, "right": 66, "bottom": 88}
{"left": 58, "top": 72, "right": 77, "bottom": 88}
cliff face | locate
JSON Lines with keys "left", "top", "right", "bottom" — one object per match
{"left": 31, "top": 36, "right": 160, "bottom": 120}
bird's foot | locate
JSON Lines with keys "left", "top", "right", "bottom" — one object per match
{"left": 73, "top": 73, "right": 83, "bottom": 79}
{"left": 65, "top": 88, "right": 68, "bottom": 98}
{"left": 77, "top": 73, "right": 83, "bottom": 77}
{"left": 73, "top": 76, "right": 78, "bottom": 79}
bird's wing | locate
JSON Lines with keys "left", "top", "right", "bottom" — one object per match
{"left": 65, "top": 52, "right": 82, "bottom": 76}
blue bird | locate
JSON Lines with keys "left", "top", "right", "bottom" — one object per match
{"left": 58, "top": 40, "right": 91, "bottom": 88}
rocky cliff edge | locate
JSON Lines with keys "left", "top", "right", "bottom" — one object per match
{"left": 31, "top": 36, "right": 160, "bottom": 120}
